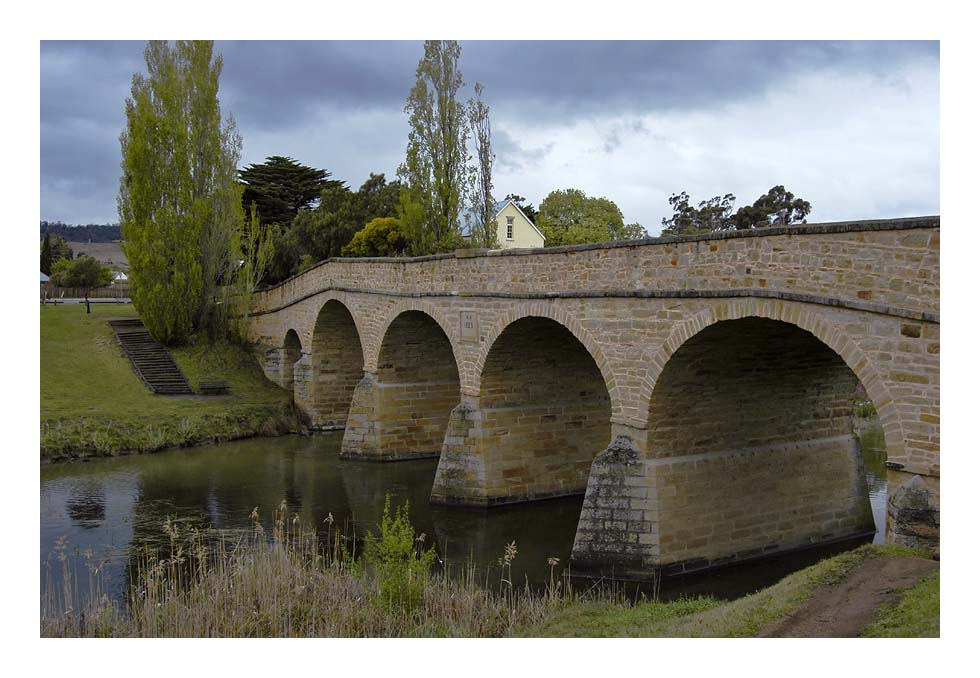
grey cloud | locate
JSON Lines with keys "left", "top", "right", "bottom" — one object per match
{"left": 494, "top": 128, "right": 554, "bottom": 172}
{"left": 460, "top": 40, "right": 937, "bottom": 123}
{"left": 39, "top": 40, "right": 938, "bottom": 224}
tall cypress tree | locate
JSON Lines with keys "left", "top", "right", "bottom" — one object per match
{"left": 118, "top": 41, "right": 243, "bottom": 345}
{"left": 239, "top": 156, "right": 338, "bottom": 226}
{"left": 40, "top": 232, "right": 52, "bottom": 276}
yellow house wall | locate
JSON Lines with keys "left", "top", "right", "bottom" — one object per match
{"left": 496, "top": 203, "right": 544, "bottom": 248}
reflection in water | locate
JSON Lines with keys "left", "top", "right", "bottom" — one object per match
{"left": 856, "top": 416, "right": 888, "bottom": 545}
{"left": 41, "top": 419, "right": 889, "bottom": 608}
{"left": 65, "top": 481, "right": 106, "bottom": 528}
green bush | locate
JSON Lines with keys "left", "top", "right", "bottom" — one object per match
{"left": 341, "top": 217, "right": 406, "bottom": 257}
{"left": 363, "top": 496, "right": 437, "bottom": 612}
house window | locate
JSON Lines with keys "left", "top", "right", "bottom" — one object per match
{"left": 506, "top": 217, "right": 514, "bottom": 240}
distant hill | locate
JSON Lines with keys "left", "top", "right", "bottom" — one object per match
{"left": 41, "top": 221, "right": 121, "bottom": 243}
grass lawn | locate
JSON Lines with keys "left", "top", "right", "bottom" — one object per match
{"left": 41, "top": 303, "right": 300, "bottom": 462}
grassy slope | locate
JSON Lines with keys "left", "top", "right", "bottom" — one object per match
{"left": 523, "top": 545, "right": 937, "bottom": 637}
{"left": 40, "top": 303, "right": 299, "bottom": 461}
{"left": 861, "top": 571, "right": 940, "bottom": 637}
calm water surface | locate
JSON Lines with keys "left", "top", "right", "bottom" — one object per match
{"left": 40, "top": 421, "right": 889, "bottom": 606}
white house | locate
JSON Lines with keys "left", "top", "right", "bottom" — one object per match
{"left": 462, "top": 199, "right": 545, "bottom": 249}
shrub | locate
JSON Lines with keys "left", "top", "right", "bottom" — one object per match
{"left": 341, "top": 217, "right": 406, "bottom": 257}
{"left": 363, "top": 496, "right": 437, "bottom": 612}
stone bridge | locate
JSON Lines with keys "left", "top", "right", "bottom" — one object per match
{"left": 247, "top": 216, "right": 940, "bottom": 578}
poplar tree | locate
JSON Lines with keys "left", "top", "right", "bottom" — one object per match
{"left": 467, "top": 83, "right": 498, "bottom": 249}
{"left": 118, "top": 40, "right": 243, "bottom": 345}
{"left": 398, "top": 40, "right": 470, "bottom": 254}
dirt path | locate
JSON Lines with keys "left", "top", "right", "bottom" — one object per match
{"left": 759, "top": 556, "right": 939, "bottom": 637}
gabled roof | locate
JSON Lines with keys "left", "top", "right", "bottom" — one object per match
{"left": 461, "top": 198, "right": 546, "bottom": 242}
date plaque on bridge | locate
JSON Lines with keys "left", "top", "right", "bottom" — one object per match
{"left": 460, "top": 311, "right": 478, "bottom": 342}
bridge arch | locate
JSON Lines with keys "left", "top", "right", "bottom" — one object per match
{"left": 473, "top": 305, "right": 618, "bottom": 407}
{"left": 349, "top": 306, "right": 461, "bottom": 460}
{"left": 370, "top": 299, "right": 460, "bottom": 376}
{"left": 638, "top": 301, "right": 885, "bottom": 571}
{"left": 641, "top": 299, "right": 903, "bottom": 460}
{"left": 474, "top": 314, "right": 613, "bottom": 501}
{"left": 308, "top": 298, "right": 366, "bottom": 429}
{"left": 281, "top": 329, "right": 303, "bottom": 391}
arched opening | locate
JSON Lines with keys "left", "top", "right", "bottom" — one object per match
{"left": 647, "top": 317, "right": 875, "bottom": 571}
{"left": 282, "top": 329, "right": 302, "bottom": 392}
{"left": 479, "top": 316, "right": 612, "bottom": 502}
{"left": 310, "top": 300, "right": 364, "bottom": 429}
{"left": 374, "top": 311, "right": 460, "bottom": 458}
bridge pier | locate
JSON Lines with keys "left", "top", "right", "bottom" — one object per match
{"left": 887, "top": 470, "right": 940, "bottom": 554}
{"left": 570, "top": 431, "right": 876, "bottom": 579}
{"left": 570, "top": 425, "right": 656, "bottom": 576}
{"left": 340, "top": 371, "right": 461, "bottom": 461}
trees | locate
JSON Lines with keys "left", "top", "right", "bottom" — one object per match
{"left": 239, "top": 156, "right": 338, "bottom": 226}
{"left": 267, "top": 172, "right": 404, "bottom": 281}
{"left": 39, "top": 233, "right": 74, "bottom": 274}
{"left": 536, "top": 188, "right": 644, "bottom": 246}
{"left": 341, "top": 217, "right": 407, "bottom": 257}
{"left": 661, "top": 186, "right": 811, "bottom": 235}
{"left": 467, "top": 83, "right": 498, "bottom": 249}
{"left": 661, "top": 192, "right": 737, "bottom": 235}
{"left": 119, "top": 40, "right": 243, "bottom": 345}
{"left": 49, "top": 256, "right": 113, "bottom": 313}
{"left": 40, "top": 233, "right": 53, "bottom": 275}
{"left": 231, "top": 204, "right": 275, "bottom": 340}
{"left": 733, "top": 185, "right": 811, "bottom": 229}
{"left": 398, "top": 40, "right": 470, "bottom": 254}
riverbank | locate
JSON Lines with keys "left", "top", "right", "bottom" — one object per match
{"left": 41, "top": 500, "right": 938, "bottom": 638}
{"left": 526, "top": 544, "right": 937, "bottom": 637}
{"left": 40, "top": 303, "right": 303, "bottom": 463}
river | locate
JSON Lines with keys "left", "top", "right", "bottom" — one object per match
{"left": 40, "top": 419, "right": 888, "bottom": 607}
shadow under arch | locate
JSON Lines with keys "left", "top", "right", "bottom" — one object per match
{"left": 282, "top": 329, "right": 302, "bottom": 392}
{"left": 640, "top": 312, "right": 878, "bottom": 574}
{"left": 641, "top": 300, "right": 903, "bottom": 461}
{"left": 308, "top": 298, "right": 366, "bottom": 429}
{"left": 473, "top": 306, "right": 618, "bottom": 406}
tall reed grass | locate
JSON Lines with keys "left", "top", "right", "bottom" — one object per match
{"left": 41, "top": 499, "right": 628, "bottom": 637}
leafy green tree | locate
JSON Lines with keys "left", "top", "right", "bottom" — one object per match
{"left": 40, "top": 232, "right": 53, "bottom": 275}
{"left": 661, "top": 186, "right": 810, "bottom": 235}
{"left": 504, "top": 194, "right": 537, "bottom": 224}
{"left": 398, "top": 40, "right": 470, "bottom": 254}
{"left": 119, "top": 40, "right": 242, "bottom": 345}
{"left": 537, "top": 188, "right": 642, "bottom": 246}
{"left": 341, "top": 217, "right": 407, "bottom": 257}
{"left": 623, "top": 222, "right": 649, "bottom": 239}
{"left": 467, "top": 83, "right": 498, "bottom": 249}
{"left": 733, "top": 185, "right": 811, "bottom": 229}
{"left": 267, "top": 173, "right": 404, "bottom": 282}
{"left": 661, "top": 192, "right": 737, "bottom": 235}
{"left": 49, "top": 256, "right": 113, "bottom": 313}
{"left": 239, "top": 156, "right": 339, "bottom": 226}
{"left": 41, "top": 233, "right": 74, "bottom": 267}
{"left": 231, "top": 203, "right": 275, "bottom": 341}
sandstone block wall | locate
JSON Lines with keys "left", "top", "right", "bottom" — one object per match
{"left": 246, "top": 217, "right": 940, "bottom": 571}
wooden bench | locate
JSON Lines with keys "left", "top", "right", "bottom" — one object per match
{"left": 198, "top": 380, "right": 230, "bottom": 395}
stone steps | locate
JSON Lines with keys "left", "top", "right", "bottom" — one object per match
{"left": 108, "top": 319, "right": 195, "bottom": 395}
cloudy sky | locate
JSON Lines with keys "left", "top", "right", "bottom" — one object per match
{"left": 40, "top": 40, "right": 939, "bottom": 235}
